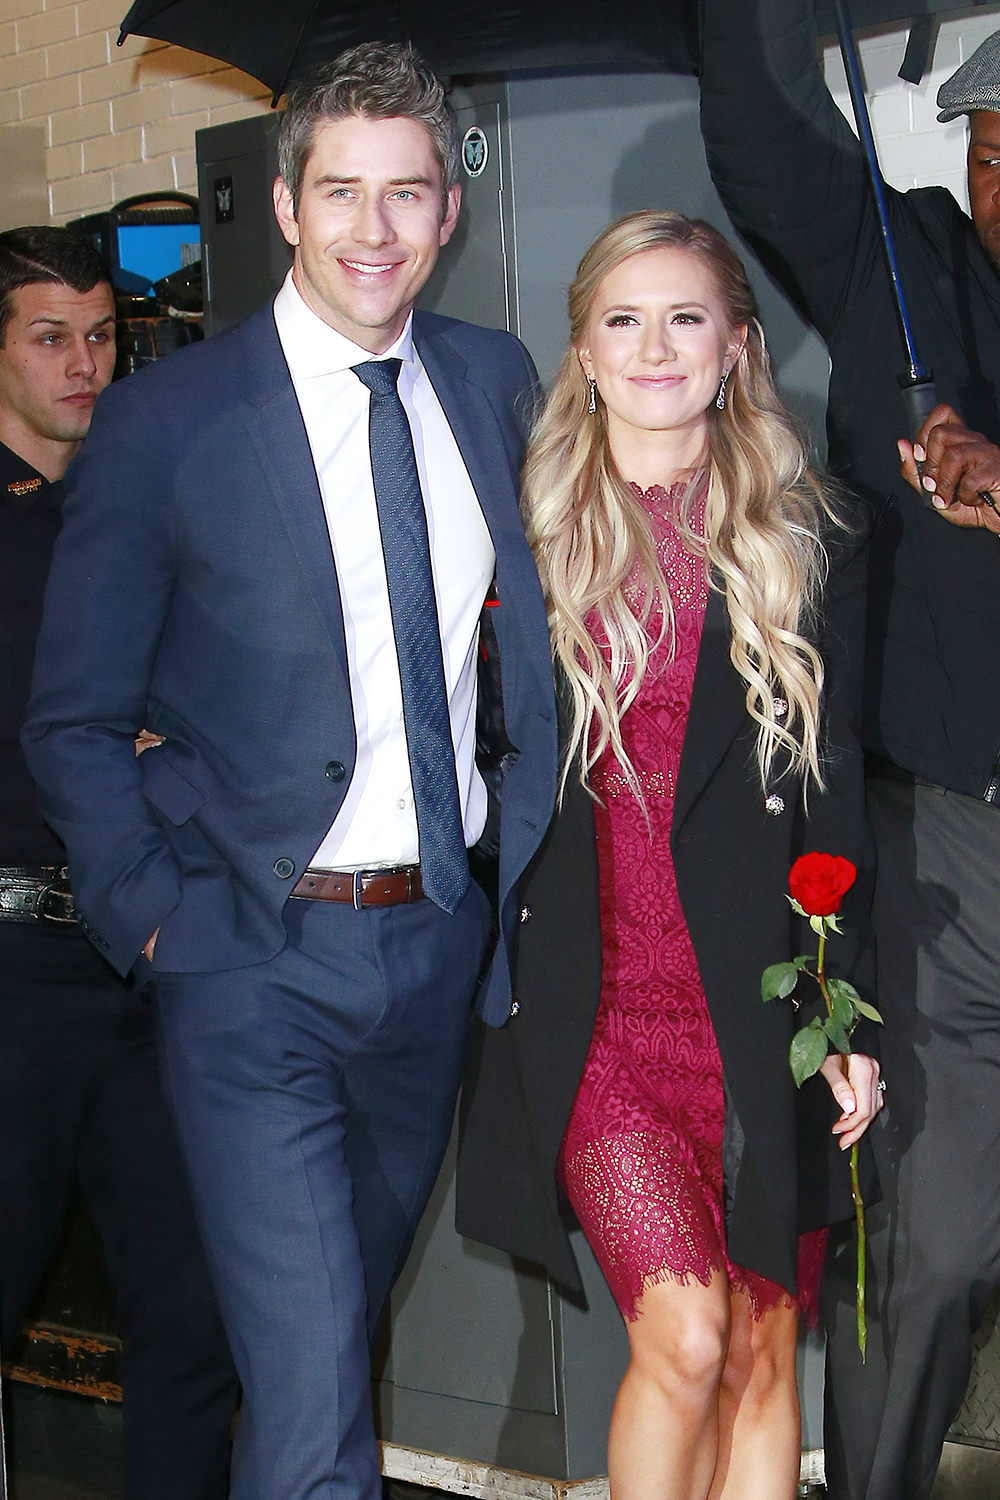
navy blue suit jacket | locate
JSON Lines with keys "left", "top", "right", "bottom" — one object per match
{"left": 23, "top": 301, "right": 557, "bottom": 1027}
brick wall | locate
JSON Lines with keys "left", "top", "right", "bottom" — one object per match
{"left": 1, "top": 2, "right": 999, "bottom": 225}
{"left": 0, "top": 0, "right": 270, "bottom": 223}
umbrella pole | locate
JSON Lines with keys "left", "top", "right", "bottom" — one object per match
{"left": 830, "top": 0, "right": 939, "bottom": 435}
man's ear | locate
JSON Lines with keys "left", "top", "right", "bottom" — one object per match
{"left": 439, "top": 183, "right": 462, "bottom": 248}
{"left": 273, "top": 177, "right": 300, "bottom": 248}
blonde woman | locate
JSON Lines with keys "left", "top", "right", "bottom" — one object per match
{"left": 457, "top": 212, "right": 882, "bottom": 1500}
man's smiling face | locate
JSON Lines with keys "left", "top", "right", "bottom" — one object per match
{"left": 272, "top": 113, "right": 460, "bottom": 354}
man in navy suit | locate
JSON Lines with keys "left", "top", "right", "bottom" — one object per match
{"left": 24, "top": 42, "right": 556, "bottom": 1499}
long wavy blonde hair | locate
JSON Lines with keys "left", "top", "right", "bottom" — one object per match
{"left": 523, "top": 210, "right": 835, "bottom": 802}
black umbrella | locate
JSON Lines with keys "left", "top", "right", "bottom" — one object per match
{"left": 118, "top": 0, "right": 965, "bottom": 101}
{"left": 117, "top": 0, "right": 701, "bottom": 101}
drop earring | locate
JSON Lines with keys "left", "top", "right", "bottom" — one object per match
{"left": 588, "top": 378, "right": 597, "bottom": 414}
{"left": 716, "top": 372, "right": 728, "bottom": 411}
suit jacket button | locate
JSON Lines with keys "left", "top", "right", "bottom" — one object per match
{"left": 509, "top": 1000, "right": 520, "bottom": 1017}
{"left": 325, "top": 761, "right": 346, "bottom": 782}
{"left": 274, "top": 858, "right": 295, "bottom": 879}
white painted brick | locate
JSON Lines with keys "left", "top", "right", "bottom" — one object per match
{"left": 80, "top": 54, "right": 140, "bottom": 102}
{"left": 0, "top": 42, "right": 44, "bottom": 87}
{"left": 170, "top": 69, "right": 264, "bottom": 116}
{"left": 83, "top": 123, "right": 141, "bottom": 171}
{"left": 48, "top": 31, "right": 110, "bottom": 78}
{"left": 172, "top": 147, "right": 196, "bottom": 191}
{"left": 19, "top": 70, "right": 78, "bottom": 119}
{"left": 45, "top": 137, "right": 81, "bottom": 179}
{"left": 76, "top": 0, "right": 125, "bottom": 32}
{"left": 16, "top": 6, "right": 75, "bottom": 50}
{"left": 0, "top": 0, "right": 42, "bottom": 25}
{"left": 144, "top": 109, "right": 208, "bottom": 157}
{"left": 957, "top": 16, "right": 1000, "bottom": 62}
{"left": 111, "top": 154, "right": 179, "bottom": 199}
{"left": 48, "top": 97, "right": 110, "bottom": 144}
{"left": 206, "top": 96, "right": 272, "bottom": 128}
{"left": 869, "top": 91, "right": 910, "bottom": 138}
{"left": 898, "top": 126, "right": 971, "bottom": 180}
{"left": 49, "top": 167, "right": 112, "bottom": 218}
{"left": 111, "top": 83, "right": 172, "bottom": 132}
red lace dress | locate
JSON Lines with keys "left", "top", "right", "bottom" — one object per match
{"left": 559, "top": 482, "right": 825, "bottom": 1324}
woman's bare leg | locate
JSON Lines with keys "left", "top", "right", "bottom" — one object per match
{"left": 607, "top": 1271, "right": 732, "bottom": 1500}
{"left": 709, "top": 1293, "right": 801, "bottom": 1500}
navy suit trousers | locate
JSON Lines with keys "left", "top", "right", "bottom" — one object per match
{"left": 153, "top": 882, "right": 491, "bottom": 1500}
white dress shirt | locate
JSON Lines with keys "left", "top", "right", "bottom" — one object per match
{"left": 273, "top": 271, "right": 495, "bottom": 871}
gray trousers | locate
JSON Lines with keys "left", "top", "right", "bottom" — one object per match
{"left": 823, "top": 774, "right": 1000, "bottom": 1500}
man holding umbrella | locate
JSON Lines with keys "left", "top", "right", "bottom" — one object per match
{"left": 700, "top": 3, "right": 1000, "bottom": 1497}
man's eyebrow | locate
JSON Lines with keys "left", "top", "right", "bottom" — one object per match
{"left": 27, "top": 313, "right": 117, "bottom": 330}
{"left": 311, "top": 173, "right": 436, "bottom": 188}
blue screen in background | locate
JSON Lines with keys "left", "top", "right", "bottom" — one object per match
{"left": 117, "top": 223, "right": 200, "bottom": 289}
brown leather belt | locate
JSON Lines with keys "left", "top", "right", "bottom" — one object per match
{"left": 290, "top": 865, "right": 423, "bottom": 910}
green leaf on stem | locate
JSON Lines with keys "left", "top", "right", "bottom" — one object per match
{"left": 828, "top": 987, "right": 856, "bottom": 1030}
{"left": 790, "top": 1021, "right": 828, "bottom": 1086}
{"left": 853, "top": 997, "right": 884, "bottom": 1026}
{"left": 827, "top": 977, "right": 860, "bottom": 1005}
{"left": 762, "top": 962, "right": 799, "bottom": 1001}
{"left": 793, "top": 954, "right": 813, "bottom": 971}
{"left": 822, "top": 1018, "right": 852, "bottom": 1054}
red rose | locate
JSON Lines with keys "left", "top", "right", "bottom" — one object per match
{"left": 788, "top": 852, "right": 857, "bottom": 917}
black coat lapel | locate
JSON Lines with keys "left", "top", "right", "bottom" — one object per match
{"left": 673, "top": 583, "right": 748, "bottom": 834}
{"left": 237, "top": 307, "right": 350, "bottom": 684}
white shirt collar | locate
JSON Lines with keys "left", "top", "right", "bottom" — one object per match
{"left": 273, "top": 268, "right": 415, "bottom": 381}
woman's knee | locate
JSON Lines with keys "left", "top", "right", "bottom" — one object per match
{"left": 722, "top": 1304, "right": 797, "bottom": 1410}
{"left": 628, "top": 1281, "right": 730, "bottom": 1397}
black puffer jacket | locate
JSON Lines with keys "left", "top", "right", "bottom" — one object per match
{"left": 700, "top": 0, "right": 1000, "bottom": 800}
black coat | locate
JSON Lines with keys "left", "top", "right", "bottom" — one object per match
{"left": 456, "top": 533, "right": 875, "bottom": 1298}
{"left": 700, "top": 0, "right": 1000, "bottom": 800}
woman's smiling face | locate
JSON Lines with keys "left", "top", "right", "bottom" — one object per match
{"left": 577, "top": 245, "right": 745, "bottom": 454}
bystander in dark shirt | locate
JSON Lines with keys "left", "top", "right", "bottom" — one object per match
{"left": 0, "top": 439, "right": 66, "bottom": 865}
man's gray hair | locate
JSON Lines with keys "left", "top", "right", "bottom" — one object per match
{"left": 277, "top": 41, "right": 460, "bottom": 213}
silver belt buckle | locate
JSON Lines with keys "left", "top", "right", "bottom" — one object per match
{"left": 353, "top": 870, "right": 364, "bottom": 912}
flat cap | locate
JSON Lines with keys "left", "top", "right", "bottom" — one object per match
{"left": 937, "top": 30, "right": 1000, "bottom": 121}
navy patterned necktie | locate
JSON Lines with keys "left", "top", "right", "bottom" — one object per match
{"left": 352, "top": 358, "right": 470, "bottom": 914}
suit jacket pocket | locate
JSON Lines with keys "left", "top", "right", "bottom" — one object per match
{"left": 140, "top": 750, "right": 208, "bottom": 826}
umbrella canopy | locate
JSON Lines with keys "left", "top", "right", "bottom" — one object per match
{"left": 118, "top": 0, "right": 967, "bottom": 101}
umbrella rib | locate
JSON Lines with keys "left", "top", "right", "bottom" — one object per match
{"left": 271, "top": 0, "right": 324, "bottom": 103}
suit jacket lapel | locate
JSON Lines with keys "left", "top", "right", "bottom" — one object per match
{"left": 414, "top": 325, "right": 524, "bottom": 562}
{"left": 237, "top": 306, "right": 350, "bottom": 683}
{"left": 673, "top": 582, "right": 748, "bottom": 833}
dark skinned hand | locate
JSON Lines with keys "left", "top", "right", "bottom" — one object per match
{"left": 897, "top": 403, "right": 1000, "bottom": 535}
